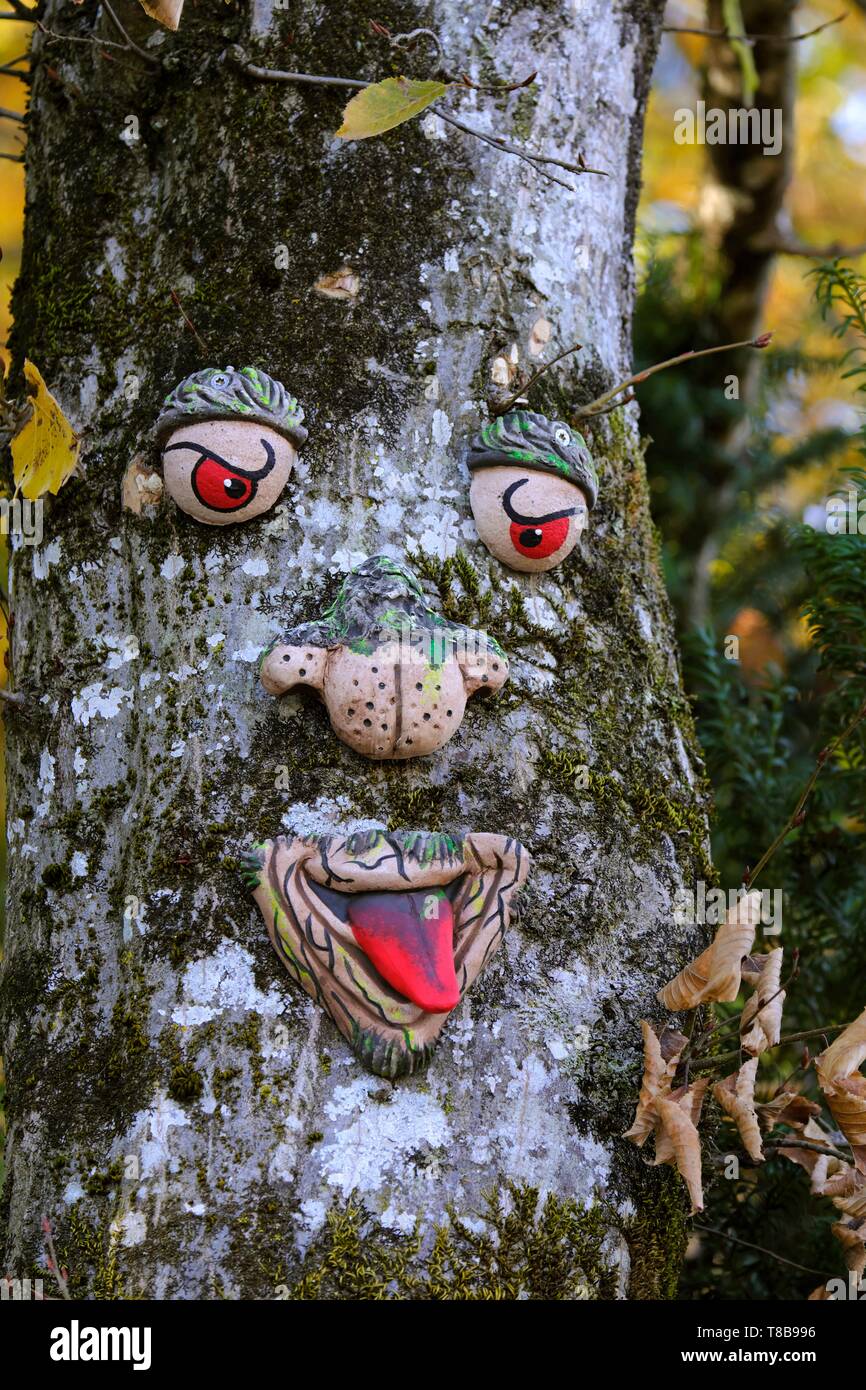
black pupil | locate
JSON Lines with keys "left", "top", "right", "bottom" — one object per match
{"left": 224, "top": 478, "right": 246, "bottom": 498}
{"left": 519, "top": 527, "right": 543, "bottom": 548}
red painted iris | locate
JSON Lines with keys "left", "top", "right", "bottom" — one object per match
{"left": 503, "top": 479, "right": 576, "bottom": 561}
{"left": 193, "top": 457, "right": 255, "bottom": 511}
{"left": 163, "top": 436, "right": 277, "bottom": 516}
{"left": 510, "top": 515, "right": 570, "bottom": 558}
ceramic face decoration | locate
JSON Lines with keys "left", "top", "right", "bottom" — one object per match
{"left": 259, "top": 554, "right": 509, "bottom": 759}
{"left": 242, "top": 829, "right": 530, "bottom": 1077}
{"left": 468, "top": 410, "right": 598, "bottom": 572}
{"left": 155, "top": 366, "right": 307, "bottom": 525}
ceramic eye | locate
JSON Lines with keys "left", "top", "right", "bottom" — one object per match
{"left": 469, "top": 466, "right": 588, "bottom": 572}
{"left": 161, "top": 421, "right": 297, "bottom": 526}
{"left": 155, "top": 365, "right": 308, "bottom": 526}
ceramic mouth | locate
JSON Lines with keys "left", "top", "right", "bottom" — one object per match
{"left": 309, "top": 879, "right": 463, "bottom": 1013}
{"left": 243, "top": 830, "right": 530, "bottom": 1077}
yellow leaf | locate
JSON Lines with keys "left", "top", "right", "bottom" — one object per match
{"left": 0, "top": 604, "right": 8, "bottom": 691}
{"left": 336, "top": 78, "right": 449, "bottom": 141}
{"left": 11, "top": 360, "right": 81, "bottom": 501}
{"left": 0, "top": 347, "right": 10, "bottom": 380}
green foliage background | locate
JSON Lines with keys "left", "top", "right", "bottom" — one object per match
{"left": 636, "top": 250, "right": 866, "bottom": 1300}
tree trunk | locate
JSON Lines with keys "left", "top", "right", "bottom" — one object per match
{"left": 1, "top": 0, "right": 709, "bottom": 1299}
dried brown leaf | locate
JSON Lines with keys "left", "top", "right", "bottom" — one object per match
{"left": 740, "top": 947, "right": 785, "bottom": 1055}
{"left": 623, "top": 1021, "right": 688, "bottom": 1146}
{"left": 832, "top": 1221, "right": 866, "bottom": 1277}
{"left": 755, "top": 1091, "right": 821, "bottom": 1132}
{"left": 778, "top": 1119, "right": 843, "bottom": 1194}
{"left": 658, "top": 890, "right": 761, "bottom": 1010}
{"left": 139, "top": 0, "right": 184, "bottom": 29}
{"left": 713, "top": 1058, "right": 763, "bottom": 1163}
{"left": 817, "top": 1010, "right": 866, "bottom": 1174}
{"left": 654, "top": 1082, "right": 707, "bottom": 1213}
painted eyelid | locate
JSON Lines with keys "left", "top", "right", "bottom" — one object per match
{"left": 163, "top": 437, "right": 277, "bottom": 481}
{"left": 502, "top": 479, "right": 577, "bottom": 526}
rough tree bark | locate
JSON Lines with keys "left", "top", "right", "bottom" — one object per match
{"left": 1, "top": 0, "right": 711, "bottom": 1299}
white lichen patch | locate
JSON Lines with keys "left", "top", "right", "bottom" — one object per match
{"left": 171, "top": 941, "right": 284, "bottom": 1027}
{"left": 32, "top": 539, "right": 62, "bottom": 580}
{"left": 71, "top": 682, "right": 133, "bottom": 726}
{"left": 319, "top": 1079, "right": 452, "bottom": 1203}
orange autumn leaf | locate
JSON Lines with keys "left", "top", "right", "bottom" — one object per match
{"left": 623, "top": 1021, "right": 688, "bottom": 1146}
{"left": 713, "top": 1058, "right": 763, "bottom": 1163}
{"left": 658, "top": 890, "right": 762, "bottom": 1011}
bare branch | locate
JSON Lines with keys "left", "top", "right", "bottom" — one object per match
{"left": 765, "top": 1137, "right": 850, "bottom": 1161}
{"left": 693, "top": 1225, "right": 836, "bottom": 1278}
{"left": 0, "top": 105, "right": 25, "bottom": 123}
{"left": 662, "top": 12, "right": 847, "bottom": 45}
{"left": 758, "top": 237, "right": 866, "bottom": 260}
{"left": 0, "top": 150, "right": 23, "bottom": 162}
{"left": 494, "top": 341, "right": 583, "bottom": 415}
{"left": 233, "top": 55, "right": 607, "bottom": 191}
{"left": 573, "top": 333, "right": 773, "bottom": 420}
{"left": 0, "top": 687, "right": 26, "bottom": 707}
{"left": 691, "top": 1024, "right": 848, "bottom": 1073}
{"left": 170, "top": 288, "right": 210, "bottom": 355}
{"left": 103, "top": 0, "right": 160, "bottom": 67}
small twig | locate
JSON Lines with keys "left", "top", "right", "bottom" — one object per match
{"left": 41, "top": 1216, "right": 71, "bottom": 1301}
{"left": 580, "top": 391, "right": 637, "bottom": 420}
{"left": 239, "top": 61, "right": 364, "bottom": 89}
{"left": 36, "top": 19, "right": 140, "bottom": 55}
{"left": 745, "top": 694, "right": 866, "bottom": 888}
{"left": 690, "top": 1024, "right": 847, "bottom": 1073}
{"left": 662, "top": 12, "right": 847, "bottom": 45}
{"left": 0, "top": 687, "right": 26, "bottom": 707}
{"left": 0, "top": 9, "right": 39, "bottom": 19}
{"left": 1, "top": 0, "right": 37, "bottom": 16}
{"left": 495, "top": 342, "right": 583, "bottom": 414}
{"left": 234, "top": 56, "right": 605, "bottom": 191}
{"left": 429, "top": 105, "right": 580, "bottom": 190}
{"left": 375, "top": 23, "right": 443, "bottom": 57}
{"left": 457, "top": 70, "right": 537, "bottom": 93}
{"left": 0, "top": 53, "right": 30, "bottom": 80}
{"left": 103, "top": 0, "right": 160, "bottom": 67}
{"left": 170, "top": 288, "right": 210, "bottom": 354}
{"left": 765, "top": 1137, "right": 850, "bottom": 1161}
{"left": 0, "top": 151, "right": 23, "bottom": 162}
{"left": 760, "top": 237, "right": 866, "bottom": 260}
{"left": 0, "top": 106, "right": 25, "bottom": 124}
{"left": 573, "top": 333, "right": 773, "bottom": 419}
{"left": 693, "top": 1224, "right": 836, "bottom": 1278}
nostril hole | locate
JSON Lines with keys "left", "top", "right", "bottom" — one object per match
{"left": 298, "top": 668, "right": 306, "bottom": 677}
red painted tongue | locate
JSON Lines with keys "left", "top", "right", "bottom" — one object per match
{"left": 346, "top": 888, "right": 460, "bottom": 1013}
